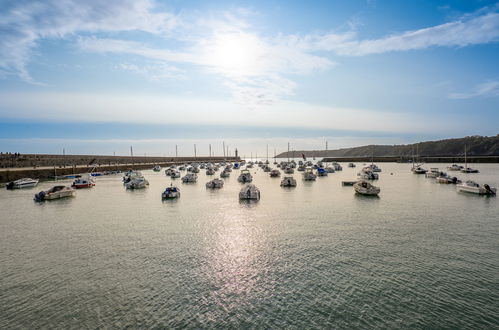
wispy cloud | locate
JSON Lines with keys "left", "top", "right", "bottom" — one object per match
{"left": 448, "top": 80, "right": 499, "bottom": 99}
{"left": 0, "top": 0, "right": 177, "bottom": 83}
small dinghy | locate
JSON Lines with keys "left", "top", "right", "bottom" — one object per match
{"left": 354, "top": 180, "right": 380, "bottom": 196}
{"left": 34, "top": 185, "right": 75, "bottom": 201}
{"left": 206, "top": 178, "right": 224, "bottom": 189}
{"left": 162, "top": 185, "right": 180, "bottom": 199}
{"left": 239, "top": 184, "right": 261, "bottom": 200}
{"left": 280, "top": 176, "right": 297, "bottom": 187}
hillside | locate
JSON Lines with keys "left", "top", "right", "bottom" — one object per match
{"left": 276, "top": 135, "right": 499, "bottom": 158}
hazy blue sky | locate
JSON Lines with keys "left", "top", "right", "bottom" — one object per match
{"left": 1, "top": 0, "right": 499, "bottom": 156}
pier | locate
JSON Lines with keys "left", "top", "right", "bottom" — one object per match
{"left": 0, "top": 154, "right": 239, "bottom": 183}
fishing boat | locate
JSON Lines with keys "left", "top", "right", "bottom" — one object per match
{"left": 354, "top": 180, "right": 380, "bottom": 196}
{"left": 270, "top": 169, "right": 281, "bottom": 177}
{"left": 237, "top": 170, "right": 253, "bottom": 183}
{"left": 456, "top": 181, "right": 496, "bottom": 195}
{"left": 6, "top": 178, "right": 39, "bottom": 189}
{"left": 239, "top": 184, "right": 261, "bottom": 200}
{"left": 71, "top": 175, "right": 95, "bottom": 188}
{"left": 206, "top": 178, "right": 224, "bottom": 189}
{"left": 34, "top": 186, "right": 75, "bottom": 201}
{"left": 125, "top": 176, "right": 149, "bottom": 189}
{"left": 280, "top": 176, "right": 297, "bottom": 187}
{"left": 182, "top": 173, "right": 198, "bottom": 183}
{"left": 303, "top": 168, "right": 317, "bottom": 181}
{"left": 153, "top": 165, "right": 161, "bottom": 172}
{"left": 162, "top": 186, "right": 180, "bottom": 199}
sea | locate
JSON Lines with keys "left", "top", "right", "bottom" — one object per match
{"left": 1, "top": 161, "right": 498, "bottom": 329}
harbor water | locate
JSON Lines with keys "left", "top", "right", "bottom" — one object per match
{"left": 1, "top": 163, "right": 498, "bottom": 329}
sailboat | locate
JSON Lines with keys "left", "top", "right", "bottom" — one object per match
{"left": 460, "top": 144, "right": 479, "bottom": 173}
{"left": 411, "top": 143, "right": 427, "bottom": 174}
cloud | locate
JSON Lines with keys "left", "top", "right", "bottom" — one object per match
{"left": 448, "top": 81, "right": 499, "bottom": 99}
{"left": 309, "top": 11, "right": 499, "bottom": 56}
{"left": 0, "top": 0, "right": 178, "bottom": 83}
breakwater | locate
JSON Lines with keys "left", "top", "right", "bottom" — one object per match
{"left": 0, "top": 154, "right": 239, "bottom": 183}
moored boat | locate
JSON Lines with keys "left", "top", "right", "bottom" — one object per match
{"left": 206, "top": 178, "right": 224, "bottom": 189}
{"left": 456, "top": 181, "right": 496, "bottom": 195}
{"left": 34, "top": 185, "right": 75, "bottom": 201}
{"left": 237, "top": 170, "right": 253, "bottom": 183}
{"left": 280, "top": 176, "right": 297, "bottom": 187}
{"left": 6, "top": 178, "right": 39, "bottom": 189}
{"left": 162, "top": 186, "right": 180, "bottom": 199}
{"left": 239, "top": 184, "right": 261, "bottom": 200}
{"left": 353, "top": 180, "right": 380, "bottom": 196}
{"left": 71, "top": 175, "right": 95, "bottom": 188}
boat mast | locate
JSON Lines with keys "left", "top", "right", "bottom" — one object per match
{"left": 130, "top": 145, "right": 134, "bottom": 169}
{"left": 175, "top": 144, "right": 178, "bottom": 158}
{"left": 371, "top": 145, "right": 374, "bottom": 165}
{"left": 464, "top": 144, "right": 467, "bottom": 169}
{"left": 287, "top": 142, "right": 290, "bottom": 163}
{"left": 209, "top": 144, "right": 212, "bottom": 162}
{"left": 325, "top": 141, "right": 328, "bottom": 166}
{"left": 266, "top": 144, "right": 269, "bottom": 162}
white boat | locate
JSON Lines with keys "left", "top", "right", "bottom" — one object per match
{"left": 34, "top": 185, "right": 75, "bottom": 201}
{"left": 303, "top": 168, "right": 317, "bottom": 180}
{"left": 125, "top": 176, "right": 149, "bottom": 189}
{"left": 162, "top": 186, "right": 180, "bottom": 199}
{"left": 280, "top": 176, "right": 297, "bottom": 187}
{"left": 220, "top": 170, "right": 230, "bottom": 178}
{"left": 263, "top": 166, "right": 271, "bottom": 172}
{"left": 436, "top": 174, "right": 461, "bottom": 184}
{"left": 182, "top": 173, "right": 198, "bottom": 183}
{"left": 123, "top": 170, "right": 141, "bottom": 183}
{"left": 72, "top": 175, "right": 95, "bottom": 189}
{"left": 153, "top": 165, "right": 161, "bottom": 172}
{"left": 6, "top": 177, "right": 39, "bottom": 189}
{"left": 206, "top": 178, "right": 224, "bottom": 189}
{"left": 456, "top": 181, "right": 496, "bottom": 195}
{"left": 165, "top": 168, "right": 175, "bottom": 176}
{"left": 238, "top": 170, "right": 253, "bottom": 183}
{"left": 332, "top": 162, "right": 343, "bottom": 171}
{"left": 447, "top": 164, "right": 463, "bottom": 171}
{"left": 171, "top": 171, "right": 181, "bottom": 178}
{"left": 239, "top": 184, "right": 261, "bottom": 200}
{"left": 411, "top": 166, "right": 428, "bottom": 174}
{"left": 284, "top": 167, "right": 294, "bottom": 174}
{"left": 425, "top": 168, "right": 440, "bottom": 178}
{"left": 358, "top": 167, "right": 379, "bottom": 180}
{"left": 206, "top": 168, "right": 215, "bottom": 175}
{"left": 460, "top": 144, "right": 479, "bottom": 173}
{"left": 354, "top": 180, "right": 380, "bottom": 196}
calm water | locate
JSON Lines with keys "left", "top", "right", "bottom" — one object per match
{"left": 1, "top": 162, "right": 498, "bottom": 329}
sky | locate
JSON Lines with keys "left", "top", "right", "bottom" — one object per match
{"left": 1, "top": 0, "right": 499, "bottom": 157}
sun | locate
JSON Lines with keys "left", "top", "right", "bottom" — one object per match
{"left": 207, "top": 32, "right": 263, "bottom": 76}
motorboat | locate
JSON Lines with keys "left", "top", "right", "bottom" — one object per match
{"left": 263, "top": 166, "right": 271, "bottom": 172}
{"left": 284, "top": 167, "right": 294, "bottom": 174}
{"left": 447, "top": 164, "right": 463, "bottom": 171}
{"left": 206, "top": 178, "right": 224, "bottom": 189}
{"left": 165, "top": 168, "right": 175, "bottom": 176}
{"left": 436, "top": 174, "right": 461, "bottom": 184}
{"left": 220, "top": 170, "right": 230, "bottom": 178}
{"left": 297, "top": 165, "right": 306, "bottom": 171}
{"left": 239, "top": 184, "right": 261, "bottom": 200}
{"left": 182, "top": 173, "right": 198, "bottom": 183}
{"left": 171, "top": 171, "right": 181, "bottom": 178}
{"left": 206, "top": 168, "right": 215, "bottom": 175}
{"left": 425, "top": 168, "right": 440, "bottom": 178}
{"left": 125, "top": 176, "right": 149, "bottom": 189}
{"left": 368, "top": 164, "right": 381, "bottom": 172}
{"left": 233, "top": 163, "right": 240, "bottom": 169}
{"left": 354, "top": 180, "right": 380, "bottom": 196}
{"left": 280, "top": 176, "right": 297, "bottom": 187}
{"left": 162, "top": 186, "right": 180, "bottom": 199}
{"left": 71, "top": 175, "right": 95, "bottom": 189}
{"left": 358, "top": 167, "right": 379, "bottom": 180}
{"left": 153, "top": 165, "right": 161, "bottom": 172}
{"left": 303, "top": 168, "right": 317, "bottom": 181}
{"left": 270, "top": 169, "right": 281, "bottom": 177}
{"left": 332, "top": 162, "right": 343, "bottom": 171}
{"left": 34, "top": 186, "right": 75, "bottom": 201}
{"left": 461, "top": 167, "right": 479, "bottom": 173}
{"left": 411, "top": 166, "right": 428, "bottom": 174}
{"left": 6, "top": 178, "right": 39, "bottom": 189}
{"left": 238, "top": 170, "right": 253, "bottom": 183}
{"left": 456, "top": 181, "right": 496, "bottom": 195}
{"left": 325, "top": 166, "right": 335, "bottom": 173}
{"left": 316, "top": 168, "right": 328, "bottom": 177}
{"left": 224, "top": 165, "right": 232, "bottom": 172}
{"left": 348, "top": 163, "right": 356, "bottom": 168}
